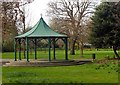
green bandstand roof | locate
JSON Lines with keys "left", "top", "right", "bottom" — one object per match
{"left": 16, "top": 17, "right": 67, "bottom": 38}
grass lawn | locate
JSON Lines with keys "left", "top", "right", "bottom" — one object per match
{"left": 2, "top": 49, "right": 119, "bottom": 84}
{"left": 2, "top": 62, "right": 119, "bottom": 83}
{"left": 2, "top": 48, "right": 115, "bottom": 60}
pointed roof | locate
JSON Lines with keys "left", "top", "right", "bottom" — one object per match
{"left": 15, "top": 17, "right": 67, "bottom": 38}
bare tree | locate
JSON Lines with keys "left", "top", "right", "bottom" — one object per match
{"left": 15, "top": 0, "right": 34, "bottom": 58}
{"left": 2, "top": 2, "right": 19, "bottom": 52}
{"left": 0, "top": 2, "right": 3, "bottom": 52}
{"left": 47, "top": 0, "right": 96, "bottom": 57}
{"left": 15, "top": 0, "right": 34, "bottom": 33}
{"left": 77, "top": 18, "right": 92, "bottom": 57}
{"left": 1, "top": 0, "right": 34, "bottom": 52}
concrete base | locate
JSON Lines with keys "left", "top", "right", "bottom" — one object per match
{"left": 1, "top": 59, "right": 92, "bottom": 67}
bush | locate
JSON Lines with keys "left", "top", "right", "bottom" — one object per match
{"left": 2, "top": 40, "right": 14, "bottom": 52}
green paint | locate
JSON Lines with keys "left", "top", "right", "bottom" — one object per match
{"left": 15, "top": 17, "right": 67, "bottom": 38}
{"left": 48, "top": 38, "right": 51, "bottom": 61}
{"left": 14, "top": 39, "right": 17, "bottom": 61}
{"left": 65, "top": 38, "right": 68, "bottom": 60}
{"left": 53, "top": 38, "right": 56, "bottom": 60}
{"left": 34, "top": 39, "right": 37, "bottom": 59}
{"left": 26, "top": 38, "right": 29, "bottom": 62}
{"left": 19, "top": 39, "right": 21, "bottom": 60}
{"left": 14, "top": 17, "right": 68, "bottom": 61}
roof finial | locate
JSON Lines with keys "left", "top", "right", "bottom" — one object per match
{"left": 40, "top": 13, "right": 42, "bottom": 17}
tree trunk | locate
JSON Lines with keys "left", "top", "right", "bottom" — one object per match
{"left": 23, "top": 16, "right": 25, "bottom": 32}
{"left": 23, "top": 16, "right": 26, "bottom": 59}
{"left": 70, "top": 40, "right": 76, "bottom": 55}
{"left": 113, "top": 45, "right": 120, "bottom": 58}
{"left": 80, "top": 41, "right": 84, "bottom": 58}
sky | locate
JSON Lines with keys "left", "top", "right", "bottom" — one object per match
{"left": 24, "top": 0, "right": 101, "bottom": 28}
{"left": 4, "top": 0, "right": 120, "bottom": 28}
{"left": 25, "top": 0, "right": 50, "bottom": 27}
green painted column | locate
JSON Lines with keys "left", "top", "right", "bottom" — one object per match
{"left": 26, "top": 37, "right": 29, "bottom": 62}
{"left": 53, "top": 38, "right": 56, "bottom": 60}
{"left": 23, "top": 39, "right": 26, "bottom": 59}
{"left": 65, "top": 38, "right": 68, "bottom": 60}
{"left": 14, "top": 39, "right": 17, "bottom": 61}
{"left": 34, "top": 39, "right": 37, "bottom": 60}
{"left": 48, "top": 38, "right": 51, "bottom": 61}
{"left": 19, "top": 39, "right": 21, "bottom": 60}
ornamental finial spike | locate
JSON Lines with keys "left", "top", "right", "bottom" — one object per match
{"left": 40, "top": 13, "right": 42, "bottom": 17}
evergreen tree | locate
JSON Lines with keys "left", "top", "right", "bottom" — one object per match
{"left": 90, "top": 2, "right": 120, "bottom": 58}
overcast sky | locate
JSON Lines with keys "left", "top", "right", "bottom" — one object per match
{"left": 25, "top": 0, "right": 101, "bottom": 28}
{"left": 25, "top": 0, "right": 50, "bottom": 27}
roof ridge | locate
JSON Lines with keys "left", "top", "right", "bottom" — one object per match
{"left": 27, "top": 17, "right": 42, "bottom": 36}
{"left": 15, "top": 21, "right": 39, "bottom": 38}
{"left": 15, "top": 17, "right": 67, "bottom": 38}
{"left": 42, "top": 18, "right": 61, "bottom": 35}
{"left": 42, "top": 18, "right": 53, "bottom": 35}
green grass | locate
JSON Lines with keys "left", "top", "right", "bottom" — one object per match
{"left": 2, "top": 62, "right": 119, "bottom": 83}
{"left": 2, "top": 49, "right": 115, "bottom": 60}
{"left": 2, "top": 49, "right": 119, "bottom": 83}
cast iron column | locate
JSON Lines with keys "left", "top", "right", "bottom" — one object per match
{"left": 48, "top": 38, "right": 51, "bottom": 61}
{"left": 34, "top": 38, "right": 37, "bottom": 59}
{"left": 53, "top": 38, "right": 56, "bottom": 60}
{"left": 14, "top": 39, "right": 17, "bottom": 61}
{"left": 65, "top": 38, "right": 68, "bottom": 60}
{"left": 26, "top": 37, "right": 29, "bottom": 62}
{"left": 19, "top": 39, "right": 21, "bottom": 60}
{"left": 23, "top": 39, "right": 26, "bottom": 59}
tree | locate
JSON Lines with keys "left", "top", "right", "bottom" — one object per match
{"left": 1, "top": 0, "right": 34, "bottom": 52}
{"left": 47, "top": 0, "right": 95, "bottom": 57}
{"left": 16, "top": 0, "right": 34, "bottom": 33}
{"left": 0, "top": 2, "right": 2, "bottom": 52}
{"left": 2, "top": 2, "right": 18, "bottom": 52}
{"left": 90, "top": 2, "right": 120, "bottom": 58}
{"left": 16, "top": 0, "right": 34, "bottom": 58}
